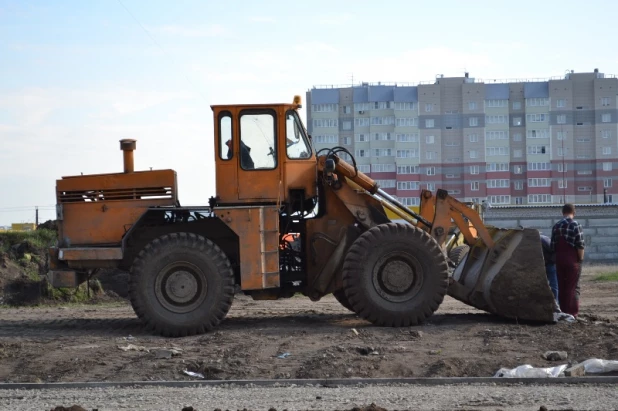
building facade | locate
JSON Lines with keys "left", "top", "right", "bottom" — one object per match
{"left": 306, "top": 69, "right": 618, "bottom": 206}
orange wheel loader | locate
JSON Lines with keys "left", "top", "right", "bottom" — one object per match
{"left": 47, "top": 96, "right": 556, "bottom": 337}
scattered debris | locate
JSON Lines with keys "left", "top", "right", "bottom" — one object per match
{"left": 543, "top": 351, "right": 568, "bottom": 361}
{"left": 117, "top": 344, "right": 148, "bottom": 352}
{"left": 276, "top": 352, "right": 291, "bottom": 359}
{"left": 554, "top": 312, "right": 576, "bottom": 322}
{"left": 351, "top": 328, "right": 359, "bottom": 336}
{"left": 564, "top": 363, "right": 586, "bottom": 377}
{"left": 153, "top": 348, "right": 182, "bottom": 359}
{"left": 494, "top": 364, "right": 567, "bottom": 378}
{"left": 356, "top": 347, "right": 378, "bottom": 356}
{"left": 408, "top": 330, "right": 423, "bottom": 339}
{"left": 183, "top": 370, "right": 205, "bottom": 379}
{"left": 428, "top": 349, "right": 441, "bottom": 355}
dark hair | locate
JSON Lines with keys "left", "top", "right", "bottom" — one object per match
{"left": 562, "top": 203, "right": 575, "bottom": 215}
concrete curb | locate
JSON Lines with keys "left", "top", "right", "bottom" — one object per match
{"left": 0, "top": 376, "right": 617, "bottom": 390}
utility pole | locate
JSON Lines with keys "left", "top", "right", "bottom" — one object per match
{"left": 35, "top": 206, "right": 39, "bottom": 227}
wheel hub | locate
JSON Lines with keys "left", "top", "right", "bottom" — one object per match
{"left": 155, "top": 262, "right": 207, "bottom": 314}
{"left": 372, "top": 252, "right": 423, "bottom": 303}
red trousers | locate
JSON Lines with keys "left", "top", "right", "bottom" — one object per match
{"left": 555, "top": 237, "right": 582, "bottom": 316}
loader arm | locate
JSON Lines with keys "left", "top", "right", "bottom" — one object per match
{"left": 317, "top": 153, "right": 556, "bottom": 323}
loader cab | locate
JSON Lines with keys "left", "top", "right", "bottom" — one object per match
{"left": 212, "top": 99, "right": 317, "bottom": 207}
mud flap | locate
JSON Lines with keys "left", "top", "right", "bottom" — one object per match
{"left": 447, "top": 227, "right": 556, "bottom": 323}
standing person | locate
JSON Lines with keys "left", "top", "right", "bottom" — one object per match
{"left": 540, "top": 234, "right": 558, "bottom": 302}
{"left": 551, "top": 203, "right": 585, "bottom": 317}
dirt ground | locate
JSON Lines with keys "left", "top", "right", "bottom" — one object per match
{"left": 0, "top": 265, "right": 617, "bottom": 384}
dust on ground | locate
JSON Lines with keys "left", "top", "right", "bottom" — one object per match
{"left": 0, "top": 262, "right": 616, "bottom": 383}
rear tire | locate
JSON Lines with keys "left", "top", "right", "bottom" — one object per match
{"left": 333, "top": 289, "right": 354, "bottom": 312}
{"left": 342, "top": 223, "right": 448, "bottom": 327}
{"left": 129, "top": 232, "right": 234, "bottom": 337}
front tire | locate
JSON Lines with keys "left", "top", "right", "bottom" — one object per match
{"left": 129, "top": 232, "right": 234, "bottom": 337}
{"left": 342, "top": 223, "right": 448, "bottom": 327}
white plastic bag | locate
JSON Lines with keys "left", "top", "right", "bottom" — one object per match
{"left": 494, "top": 364, "right": 567, "bottom": 378}
{"left": 580, "top": 358, "right": 618, "bottom": 374}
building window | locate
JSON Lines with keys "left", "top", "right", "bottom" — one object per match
{"left": 471, "top": 181, "right": 479, "bottom": 191}
{"left": 527, "top": 145, "right": 547, "bottom": 155}
{"left": 469, "top": 150, "right": 477, "bottom": 159}
{"left": 558, "top": 163, "right": 567, "bottom": 172}
{"left": 557, "top": 99, "right": 566, "bottom": 108}
{"left": 602, "top": 113, "right": 611, "bottom": 123}
{"left": 313, "top": 135, "right": 338, "bottom": 144}
{"left": 528, "top": 178, "right": 551, "bottom": 187}
{"left": 426, "top": 135, "right": 435, "bottom": 144}
{"left": 486, "top": 115, "right": 507, "bottom": 124}
{"left": 312, "top": 104, "right": 337, "bottom": 112}
{"left": 354, "top": 118, "right": 370, "bottom": 127}
{"left": 514, "top": 181, "right": 524, "bottom": 190}
{"left": 372, "top": 164, "right": 395, "bottom": 173}
{"left": 342, "top": 105, "right": 351, "bottom": 114}
{"left": 469, "top": 117, "right": 478, "bottom": 127}
{"left": 601, "top": 97, "right": 611, "bottom": 107}
{"left": 527, "top": 129, "right": 549, "bottom": 139}
{"left": 486, "top": 146, "right": 509, "bottom": 156}
{"left": 468, "top": 101, "right": 477, "bottom": 110}
{"left": 513, "top": 149, "right": 523, "bottom": 158}
{"left": 487, "top": 179, "right": 510, "bottom": 188}
{"left": 578, "top": 186, "right": 593, "bottom": 192}
{"left": 557, "top": 131, "right": 567, "bottom": 140}
{"left": 605, "top": 178, "right": 613, "bottom": 188}
{"left": 355, "top": 149, "right": 368, "bottom": 157}
{"left": 528, "top": 194, "right": 551, "bottom": 204}
{"left": 515, "top": 197, "right": 523, "bottom": 205}
{"left": 425, "top": 103, "right": 433, "bottom": 112}
{"left": 396, "top": 117, "right": 419, "bottom": 127}
{"left": 355, "top": 133, "right": 368, "bottom": 142}
{"left": 425, "top": 119, "right": 435, "bottom": 128}
{"left": 557, "top": 114, "right": 567, "bottom": 124}
{"left": 602, "top": 130, "right": 612, "bottom": 139}
{"left": 376, "top": 179, "right": 396, "bottom": 188}
{"left": 354, "top": 103, "right": 371, "bottom": 112}
{"left": 514, "top": 165, "right": 523, "bottom": 174}
{"left": 513, "top": 133, "right": 522, "bottom": 141}
{"left": 371, "top": 116, "right": 395, "bottom": 126}
{"left": 559, "top": 180, "right": 567, "bottom": 189}
{"left": 526, "top": 98, "right": 549, "bottom": 107}
{"left": 373, "top": 148, "right": 393, "bottom": 157}
{"left": 396, "top": 149, "right": 417, "bottom": 158}
{"left": 470, "top": 165, "right": 480, "bottom": 175}
{"left": 342, "top": 120, "right": 352, "bottom": 130}
{"left": 489, "top": 195, "right": 511, "bottom": 204}
{"left": 469, "top": 133, "right": 479, "bottom": 142}
{"left": 357, "top": 165, "right": 370, "bottom": 173}
{"left": 397, "top": 165, "right": 420, "bottom": 174}
{"left": 603, "top": 162, "right": 613, "bottom": 171}
{"left": 426, "top": 151, "right": 436, "bottom": 160}
{"left": 486, "top": 131, "right": 508, "bottom": 140}
{"left": 394, "top": 102, "right": 416, "bottom": 111}
{"left": 398, "top": 197, "right": 420, "bottom": 206}
{"left": 486, "top": 99, "right": 508, "bottom": 107}
{"left": 512, "top": 101, "right": 522, "bottom": 110}
{"left": 513, "top": 117, "right": 522, "bottom": 126}
{"left": 603, "top": 146, "right": 612, "bottom": 155}
{"left": 373, "top": 132, "right": 392, "bottom": 141}
{"left": 426, "top": 166, "right": 436, "bottom": 176}
{"left": 557, "top": 147, "right": 565, "bottom": 157}
{"left": 487, "top": 162, "right": 509, "bottom": 172}
{"left": 426, "top": 183, "right": 435, "bottom": 191}
{"left": 396, "top": 133, "right": 419, "bottom": 142}
{"left": 313, "top": 118, "right": 338, "bottom": 128}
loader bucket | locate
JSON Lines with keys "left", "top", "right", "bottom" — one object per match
{"left": 447, "top": 227, "right": 556, "bottom": 323}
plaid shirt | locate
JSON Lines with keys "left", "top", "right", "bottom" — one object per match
{"left": 551, "top": 217, "right": 585, "bottom": 250}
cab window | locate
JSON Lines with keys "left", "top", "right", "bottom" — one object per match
{"left": 218, "top": 112, "right": 232, "bottom": 160}
{"left": 285, "top": 110, "right": 312, "bottom": 159}
{"left": 239, "top": 110, "right": 277, "bottom": 170}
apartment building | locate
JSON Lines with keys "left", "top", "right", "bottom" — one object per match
{"left": 306, "top": 69, "right": 618, "bottom": 206}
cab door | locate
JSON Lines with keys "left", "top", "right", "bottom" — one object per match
{"left": 237, "top": 108, "right": 282, "bottom": 201}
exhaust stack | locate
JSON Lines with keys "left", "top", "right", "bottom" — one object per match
{"left": 120, "top": 139, "right": 136, "bottom": 173}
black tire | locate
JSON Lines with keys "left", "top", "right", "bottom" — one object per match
{"left": 342, "top": 223, "right": 449, "bottom": 327}
{"left": 333, "top": 289, "right": 354, "bottom": 312}
{"left": 129, "top": 232, "right": 234, "bottom": 337}
{"left": 449, "top": 244, "right": 470, "bottom": 266}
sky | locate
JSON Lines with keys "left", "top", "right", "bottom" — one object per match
{"left": 1, "top": 0, "right": 618, "bottom": 225}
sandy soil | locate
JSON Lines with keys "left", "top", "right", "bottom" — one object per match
{"left": 0, "top": 266, "right": 616, "bottom": 383}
